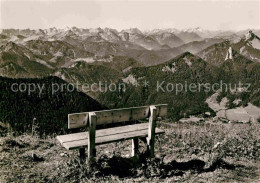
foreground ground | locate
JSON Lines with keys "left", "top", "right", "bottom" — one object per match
{"left": 0, "top": 120, "right": 260, "bottom": 182}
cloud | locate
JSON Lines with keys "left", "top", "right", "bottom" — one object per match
{"left": 1, "top": 0, "right": 259, "bottom": 30}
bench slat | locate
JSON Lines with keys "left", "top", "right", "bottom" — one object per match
{"left": 57, "top": 123, "right": 149, "bottom": 144}
{"left": 68, "top": 104, "right": 168, "bottom": 129}
{"left": 63, "top": 128, "right": 164, "bottom": 150}
{"left": 57, "top": 123, "right": 164, "bottom": 150}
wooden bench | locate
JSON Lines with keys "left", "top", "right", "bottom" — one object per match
{"left": 57, "top": 104, "right": 167, "bottom": 160}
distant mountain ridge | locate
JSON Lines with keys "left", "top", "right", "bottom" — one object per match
{"left": 1, "top": 27, "right": 259, "bottom": 70}
{"left": 0, "top": 27, "right": 260, "bottom": 127}
{"left": 1, "top": 28, "right": 259, "bottom": 80}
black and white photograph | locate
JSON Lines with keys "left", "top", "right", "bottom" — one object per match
{"left": 0, "top": 0, "right": 260, "bottom": 182}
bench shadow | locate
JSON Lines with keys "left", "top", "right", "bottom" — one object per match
{"left": 160, "top": 157, "right": 237, "bottom": 178}
{"left": 91, "top": 153, "right": 238, "bottom": 178}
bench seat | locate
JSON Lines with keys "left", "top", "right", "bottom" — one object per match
{"left": 57, "top": 123, "right": 164, "bottom": 150}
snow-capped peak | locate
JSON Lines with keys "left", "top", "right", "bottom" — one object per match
{"left": 64, "top": 26, "right": 71, "bottom": 32}
{"left": 89, "top": 27, "right": 103, "bottom": 34}
{"left": 184, "top": 27, "right": 205, "bottom": 33}
{"left": 123, "top": 28, "right": 143, "bottom": 35}
{"left": 46, "top": 27, "right": 58, "bottom": 35}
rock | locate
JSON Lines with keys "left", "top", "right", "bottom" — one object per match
{"left": 233, "top": 99, "right": 242, "bottom": 105}
{"left": 244, "top": 103, "right": 260, "bottom": 122}
{"left": 220, "top": 97, "right": 229, "bottom": 108}
{"left": 213, "top": 103, "right": 260, "bottom": 123}
{"left": 32, "top": 152, "right": 44, "bottom": 161}
{"left": 205, "top": 112, "right": 211, "bottom": 116}
{"left": 212, "top": 116, "right": 219, "bottom": 122}
{"left": 60, "top": 152, "right": 68, "bottom": 157}
{"left": 179, "top": 116, "right": 204, "bottom": 123}
{"left": 226, "top": 108, "right": 251, "bottom": 123}
{"left": 216, "top": 110, "right": 226, "bottom": 118}
{"left": 60, "top": 153, "right": 65, "bottom": 157}
{"left": 220, "top": 118, "right": 229, "bottom": 123}
{"left": 206, "top": 91, "right": 229, "bottom": 112}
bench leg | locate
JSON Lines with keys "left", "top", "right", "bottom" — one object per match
{"left": 131, "top": 138, "right": 139, "bottom": 157}
{"left": 93, "top": 148, "right": 96, "bottom": 157}
{"left": 88, "top": 112, "right": 97, "bottom": 161}
{"left": 87, "top": 148, "right": 96, "bottom": 165}
{"left": 140, "top": 137, "right": 154, "bottom": 157}
{"left": 146, "top": 137, "right": 155, "bottom": 158}
{"left": 79, "top": 148, "right": 86, "bottom": 159}
{"left": 147, "top": 106, "right": 157, "bottom": 158}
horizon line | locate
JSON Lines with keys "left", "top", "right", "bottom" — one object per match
{"left": 1, "top": 26, "right": 260, "bottom": 32}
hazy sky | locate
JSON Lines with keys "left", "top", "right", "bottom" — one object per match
{"left": 1, "top": 0, "right": 260, "bottom": 30}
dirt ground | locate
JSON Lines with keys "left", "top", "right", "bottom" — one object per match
{"left": 0, "top": 120, "right": 260, "bottom": 183}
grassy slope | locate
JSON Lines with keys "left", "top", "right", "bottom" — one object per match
{"left": 0, "top": 120, "right": 259, "bottom": 182}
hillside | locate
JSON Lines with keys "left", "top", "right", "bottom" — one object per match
{"left": 232, "top": 30, "right": 260, "bottom": 62}
{"left": 98, "top": 52, "right": 219, "bottom": 120}
{"left": 0, "top": 76, "right": 104, "bottom": 135}
{"left": 0, "top": 42, "right": 54, "bottom": 77}
{"left": 98, "top": 51, "right": 260, "bottom": 121}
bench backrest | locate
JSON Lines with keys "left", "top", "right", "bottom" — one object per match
{"left": 68, "top": 104, "right": 168, "bottom": 129}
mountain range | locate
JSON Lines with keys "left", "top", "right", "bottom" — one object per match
{"left": 0, "top": 27, "right": 260, "bottom": 130}
{"left": 1, "top": 27, "right": 259, "bottom": 71}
